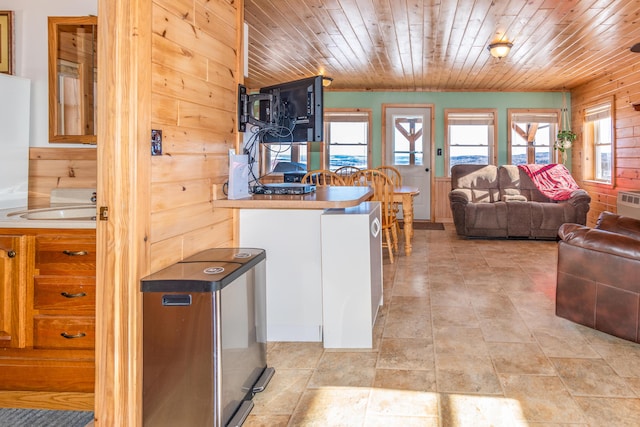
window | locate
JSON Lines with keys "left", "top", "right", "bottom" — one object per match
{"left": 259, "top": 142, "right": 307, "bottom": 175}
{"left": 323, "top": 110, "right": 371, "bottom": 170}
{"left": 583, "top": 100, "right": 614, "bottom": 184}
{"left": 390, "top": 114, "right": 424, "bottom": 166}
{"left": 445, "top": 109, "right": 497, "bottom": 175}
{"left": 508, "top": 109, "right": 560, "bottom": 165}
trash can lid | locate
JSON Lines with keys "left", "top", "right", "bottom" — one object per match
{"left": 140, "top": 259, "right": 262, "bottom": 293}
{"left": 181, "top": 247, "right": 265, "bottom": 264}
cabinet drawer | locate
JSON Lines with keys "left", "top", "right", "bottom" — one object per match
{"left": 36, "top": 235, "right": 96, "bottom": 275}
{"left": 34, "top": 316, "right": 95, "bottom": 349}
{"left": 34, "top": 276, "right": 96, "bottom": 311}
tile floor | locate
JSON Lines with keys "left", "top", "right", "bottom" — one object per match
{"left": 245, "top": 224, "right": 640, "bottom": 426}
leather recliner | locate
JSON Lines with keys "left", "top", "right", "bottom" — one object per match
{"left": 556, "top": 211, "right": 640, "bottom": 343}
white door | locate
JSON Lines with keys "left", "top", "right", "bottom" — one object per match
{"left": 384, "top": 106, "right": 431, "bottom": 220}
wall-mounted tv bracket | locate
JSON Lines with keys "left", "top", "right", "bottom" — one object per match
{"left": 238, "top": 84, "right": 274, "bottom": 132}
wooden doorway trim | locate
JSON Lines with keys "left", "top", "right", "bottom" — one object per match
{"left": 96, "top": 0, "right": 152, "bottom": 425}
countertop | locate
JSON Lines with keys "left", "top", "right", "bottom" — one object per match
{"left": 0, "top": 205, "right": 97, "bottom": 229}
{"left": 212, "top": 186, "right": 373, "bottom": 209}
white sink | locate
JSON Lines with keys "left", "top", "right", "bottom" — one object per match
{"left": 8, "top": 205, "right": 97, "bottom": 221}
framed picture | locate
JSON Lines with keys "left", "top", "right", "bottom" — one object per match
{"left": 0, "top": 11, "right": 14, "bottom": 74}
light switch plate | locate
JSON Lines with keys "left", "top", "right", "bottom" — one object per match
{"left": 151, "top": 129, "right": 162, "bottom": 156}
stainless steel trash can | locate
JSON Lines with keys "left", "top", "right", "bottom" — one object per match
{"left": 141, "top": 248, "right": 273, "bottom": 427}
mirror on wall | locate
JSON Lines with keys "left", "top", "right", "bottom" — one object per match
{"left": 48, "top": 16, "right": 97, "bottom": 144}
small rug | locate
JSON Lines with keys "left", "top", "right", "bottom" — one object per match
{"left": 399, "top": 221, "right": 445, "bottom": 230}
{"left": 0, "top": 409, "right": 94, "bottom": 427}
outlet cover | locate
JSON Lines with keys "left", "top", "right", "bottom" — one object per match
{"left": 151, "top": 129, "right": 162, "bottom": 156}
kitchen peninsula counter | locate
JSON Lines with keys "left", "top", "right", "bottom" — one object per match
{"left": 212, "top": 185, "right": 380, "bottom": 347}
{"left": 212, "top": 186, "right": 373, "bottom": 209}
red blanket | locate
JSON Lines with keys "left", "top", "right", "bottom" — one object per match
{"left": 517, "top": 164, "right": 579, "bottom": 201}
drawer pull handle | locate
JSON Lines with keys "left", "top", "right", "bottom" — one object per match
{"left": 61, "top": 291, "right": 87, "bottom": 298}
{"left": 63, "top": 250, "right": 88, "bottom": 256}
{"left": 61, "top": 332, "right": 86, "bottom": 339}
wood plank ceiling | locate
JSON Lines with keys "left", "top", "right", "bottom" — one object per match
{"left": 244, "top": 0, "right": 640, "bottom": 92}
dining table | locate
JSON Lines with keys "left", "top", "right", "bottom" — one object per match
{"left": 393, "top": 185, "right": 420, "bottom": 256}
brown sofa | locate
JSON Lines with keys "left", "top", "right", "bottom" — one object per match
{"left": 449, "top": 164, "right": 591, "bottom": 238}
{"left": 556, "top": 212, "right": 640, "bottom": 343}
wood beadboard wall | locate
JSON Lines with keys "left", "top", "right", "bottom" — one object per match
{"left": 149, "top": 0, "right": 240, "bottom": 272}
{"left": 435, "top": 177, "right": 453, "bottom": 223}
{"left": 571, "top": 62, "right": 640, "bottom": 226}
{"left": 28, "top": 148, "right": 97, "bottom": 208}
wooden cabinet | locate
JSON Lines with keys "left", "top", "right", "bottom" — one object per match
{"left": 33, "top": 233, "right": 96, "bottom": 353}
{"left": 0, "top": 228, "right": 96, "bottom": 400}
{"left": 0, "top": 234, "right": 33, "bottom": 349}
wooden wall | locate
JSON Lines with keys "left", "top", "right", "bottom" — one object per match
{"left": 149, "top": 0, "right": 240, "bottom": 271}
{"left": 571, "top": 62, "right": 640, "bottom": 226}
{"left": 435, "top": 177, "right": 453, "bottom": 223}
{"left": 93, "top": 0, "right": 242, "bottom": 424}
{"left": 28, "top": 148, "right": 97, "bottom": 208}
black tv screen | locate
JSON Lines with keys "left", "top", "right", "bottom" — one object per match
{"left": 259, "top": 76, "right": 323, "bottom": 143}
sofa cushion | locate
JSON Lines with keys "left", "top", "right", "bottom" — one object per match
{"left": 498, "top": 165, "right": 553, "bottom": 203}
{"left": 451, "top": 164, "right": 500, "bottom": 203}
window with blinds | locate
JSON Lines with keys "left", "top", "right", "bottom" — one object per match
{"left": 444, "top": 109, "right": 497, "bottom": 175}
{"left": 508, "top": 109, "right": 560, "bottom": 165}
{"left": 583, "top": 101, "right": 613, "bottom": 184}
{"left": 323, "top": 110, "right": 371, "bottom": 170}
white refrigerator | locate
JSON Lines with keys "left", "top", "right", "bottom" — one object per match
{"left": 0, "top": 74, "right": 30, "bottom": 209}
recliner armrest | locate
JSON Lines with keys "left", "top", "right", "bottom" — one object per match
{"left": 564, "top": 189, "right": 591, "bottom": 207}
{"left": 559, "top": 223, "right": 640, "bottom": 260}
{"left": 449, "top": 188, "right": 471, "bottom": 205}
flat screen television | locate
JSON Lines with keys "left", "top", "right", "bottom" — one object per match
{"left": 237, "top": 76, "right": 324, "bottom": 143}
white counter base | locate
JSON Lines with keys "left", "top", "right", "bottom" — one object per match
{"left": 321, "top": 202, "right": 383, "bottom": 348}
{"left": 239, "top": 209, "right": 324, "bottom": 342}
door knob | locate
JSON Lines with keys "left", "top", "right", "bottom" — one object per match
{"left": 425, "top": 168, "right": 430, "bottom": 172}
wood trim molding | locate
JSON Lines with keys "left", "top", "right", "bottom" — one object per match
{"left": 95, "top": 0, "right": 152, "bottom": 425}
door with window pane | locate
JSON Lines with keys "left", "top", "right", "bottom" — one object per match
{"left": 383, "top": 106, "right": 432, "bottom": 221}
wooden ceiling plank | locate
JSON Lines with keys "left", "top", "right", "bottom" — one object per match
{"left": 243, "top": 0, "right": 640, "bottom": 91}
{"left": 334, "top": 0, "right": 388, "bottom": 73}
{"left": 454, "top": 0, "right": 516, "bottom": 89}
{"left": 491, "top": 0, "right": 604, "bottom": 90}
{"left": 369, "top": 0, "right": 413, "bottom": 89}
{"left": 244, "top": 0, "right": 345, "bottom": 86}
